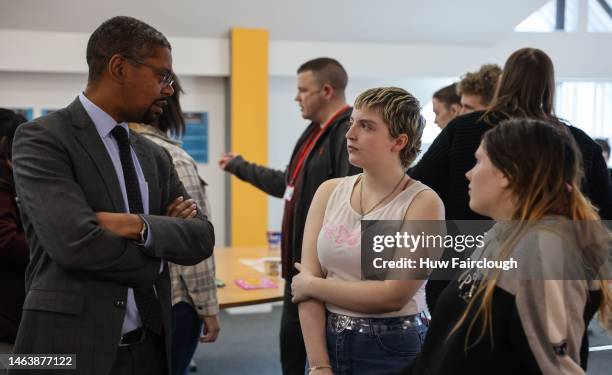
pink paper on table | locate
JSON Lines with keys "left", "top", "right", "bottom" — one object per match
{"left": 234, "top": 277, "right": 278, "bottom": 290}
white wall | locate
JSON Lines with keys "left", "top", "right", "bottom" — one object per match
{"left": 0, "top": 72, "right": 227, "bottom": 245}
{"left": 2, "top": 30, "right": 611, "bottom": 79}
{"left": 0, "top": 72, "right": 87, "bottom": 115}
{"left": 2, "top": 29, "right": 611, "bottom": 238}
{"left": 0, "top": 30, "right": 229, "bottom": 77}
{"left": 269, "top": 33, "right": 612, "bottom": 79}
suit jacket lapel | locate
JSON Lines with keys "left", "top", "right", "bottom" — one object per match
{"left": 130, "top": 133, "right": 160, "bottom": 215}
{"left": 68, "top": 98, "right": 126, "bottom": 212}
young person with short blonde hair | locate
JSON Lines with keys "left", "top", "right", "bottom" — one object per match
{"left": 293, "top": 87, "right": 444, "bottom": 374}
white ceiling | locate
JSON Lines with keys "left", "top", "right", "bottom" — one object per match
{"left": 0, "top": 0, "right": 548, "bottom": 44}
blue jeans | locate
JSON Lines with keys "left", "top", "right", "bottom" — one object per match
{"left": 326, "top": 314, "right": 427, "bottom": 375}
{"left": 171, "top": 302, "right": 203, "bottom": 375}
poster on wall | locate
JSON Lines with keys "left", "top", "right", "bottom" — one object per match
{"left": 42, "top": 109, "right": 58, "bottom": 116}
{"left": 180, "top": 111, "right": 209, "bottom": 164}
{"left": 8, "top": 108, "right": 33, "bottom": 121}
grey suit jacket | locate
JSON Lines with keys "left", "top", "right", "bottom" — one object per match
{"left": 10, "top": 98, "right": 214, "bottom": 375}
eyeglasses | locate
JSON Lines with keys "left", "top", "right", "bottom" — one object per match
{"left": 123, "top": 55, "right": 174, "bottom": 87}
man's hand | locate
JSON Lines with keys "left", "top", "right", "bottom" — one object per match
{"left": 199, "top": 315, "right": 220, "bottom": 343}
{"left": 218, "top": 152, "right": 237, "bottom": 170}
{"left": 165, "top": 196, "right": 197, "bottom": 218}
{"left": 97, "top": 196, "right": 195, "bottom": 241}
{"left": 96, "top": 212, "right": 142, "bottom": 240}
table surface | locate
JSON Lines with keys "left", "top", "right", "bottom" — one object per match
{"left": 215, "top": 246, "right": 285, "bottom": 309}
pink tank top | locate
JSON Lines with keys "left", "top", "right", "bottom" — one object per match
{"left": 317, "top": 174, "right": 430, "bottom": 318}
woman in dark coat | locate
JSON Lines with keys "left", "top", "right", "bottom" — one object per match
{"left": 0, "top": 109, "right": 29, "bottom": 353}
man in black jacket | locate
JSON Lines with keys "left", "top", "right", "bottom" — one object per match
{"left": 219, "top": 57, "right": 359, "bottom": 375}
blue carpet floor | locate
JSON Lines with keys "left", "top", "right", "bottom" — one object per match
{"left": 192, "top": 305, "right": 612, "bottom": 374}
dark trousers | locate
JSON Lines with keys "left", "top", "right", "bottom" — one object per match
{"left": 171, "top": 302, "right": 202, "bottom": 375}
{"left": 280, "top": 281, "right": 306, "bottom": 375}
{"left": 110, "top": 329, "right": 168, "bottom": 375}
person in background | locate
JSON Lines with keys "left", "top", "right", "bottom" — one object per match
{"left": 409, "top": 47, "right": 612, "bottom": 314}
{"left": 594, "top": 138, "right": 612, "bottom": 180}
{"left": 432, "top": 83, "right": 461, "bottom": 129}
{"left": 130, "top": 76, "right": 219, "bottom": 375}
{"left": 218, "top": 57, "right": 360, "bottom": 374}
{"left": 405, "top": 118, "right": 612, "bottom": 374}
{"left": 456, "top": 64, "right": 502, "bottom": 115}
{"left": 293, "top": 87, "right": 444, "bottom": 374}
{"left": 0, "top": 109, "right": 28, "bottom": 354}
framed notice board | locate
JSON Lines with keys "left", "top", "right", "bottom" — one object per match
{"left": 180, "top": 111, "right": 209, "bottom": 163}
{"left": 9, "top": 108, "right": 33, "bottom": 121}
{"left": 42, "top": 109, "right": 58, "bottom": 116}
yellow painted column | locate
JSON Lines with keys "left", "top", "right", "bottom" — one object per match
{"left": 230, "top": 28, "right": 269, "bottom": 246}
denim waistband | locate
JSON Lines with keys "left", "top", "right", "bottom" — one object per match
{"left": 327, "top": 312, "right": 427, "bottom": 334}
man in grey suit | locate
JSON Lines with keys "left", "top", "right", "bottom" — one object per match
{"left": 10, "top": 16, "right": 214, "bottom": 375}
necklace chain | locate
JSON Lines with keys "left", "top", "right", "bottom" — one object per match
{"left": 359, "top": 173, "right": 407, "bottom": 219}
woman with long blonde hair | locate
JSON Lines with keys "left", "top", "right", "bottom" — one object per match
{"left": 405, "top": 118, "right": 612, "bottom": 375}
